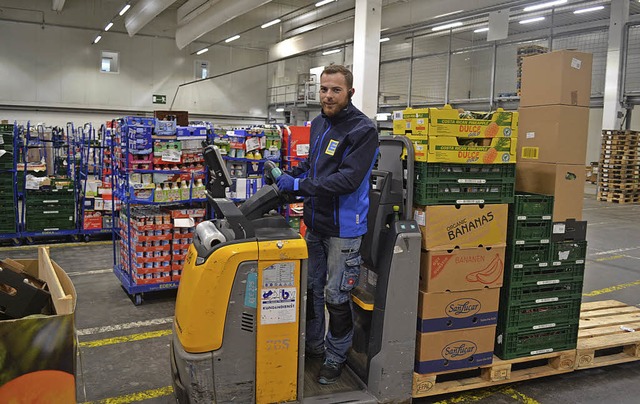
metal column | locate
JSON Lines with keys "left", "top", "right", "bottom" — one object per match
{"left": 352, "top": 0, "right": 383, "bottom": 118}
{"left": 602, "top": 0, "right": 629, "bottom": 130}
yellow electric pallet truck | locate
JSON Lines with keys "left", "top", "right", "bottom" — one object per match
{"left": 170, "top": 136, "right": 421, "bottom": 403}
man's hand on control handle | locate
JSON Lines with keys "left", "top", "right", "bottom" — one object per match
{"left": 276, "top": 173, "right": 295, "bottom": 192}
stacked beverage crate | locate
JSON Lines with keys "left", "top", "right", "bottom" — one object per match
{"left": 495, "top": 193, "right": 584, "bottom": 359}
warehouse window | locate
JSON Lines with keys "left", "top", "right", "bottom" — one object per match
{"left": 195, "top": 60, "right": 209, "bottom": 79}
{"left": 100, "top": 51, "right": 119, "bottom": 73}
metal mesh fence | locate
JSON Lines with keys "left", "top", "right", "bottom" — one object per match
{"left": 450, "top": 47, "right": 493, "bottom": 101}
{"left": 379, "top": 60, "right": 410, "bottom": 106}
{"left": 625, "top": 25, "right": 640, "bottom": 94}
{"left": 552, "top": 29, "right": 608, "bottom": 96}
{"left": 410, "top": 54, "right": 447, "bottom": 105}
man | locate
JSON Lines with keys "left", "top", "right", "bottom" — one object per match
{"left": 276, "top": 65, "right": 379, "bottom": 385}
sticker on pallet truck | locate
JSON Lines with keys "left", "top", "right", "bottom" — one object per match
{"left": 260, "top": 262, "right": 297, "bottom": 325}
{"left": 260, "top": 287, "right": 297, "bottom": 325}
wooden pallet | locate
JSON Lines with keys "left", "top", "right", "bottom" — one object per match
{"left": 411, "top": 301, "right": 640, "bottom": 398}
{"left": 576, "top": 300, "right": 640, "bottom": 369}
{"left": 412, "top": 350, "right": 575, "bottom": 397}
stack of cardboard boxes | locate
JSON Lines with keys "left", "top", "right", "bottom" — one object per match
{"left": 394, "top": 106, "right": 518, "bottom": 374}
{"left": 414, "top": 204, "right": 509, "bottom": 373}
{"left": 493, "top": 49, "right": 592, "bottom": 359}
{"left": 516, "top": 49, "right": 592, "bottom": 222}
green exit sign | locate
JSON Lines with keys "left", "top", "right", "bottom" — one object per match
{"left": 153, "top": 94, "right": 166, "bottom": 104}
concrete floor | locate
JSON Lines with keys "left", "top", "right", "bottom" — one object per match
{"left": 2, "top": 183, "right": 640, "bottom": 404}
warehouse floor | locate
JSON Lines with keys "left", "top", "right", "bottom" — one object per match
{"left": 3, "top": 183, "right": 640, "bottom": 404}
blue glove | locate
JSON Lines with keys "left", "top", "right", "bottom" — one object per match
{"left": 276, "top": 173, "right": 296, "bottom": 192}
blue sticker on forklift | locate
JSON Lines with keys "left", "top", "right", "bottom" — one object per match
{"left": 245, "top": 272, "right": 257, "bottom": 309}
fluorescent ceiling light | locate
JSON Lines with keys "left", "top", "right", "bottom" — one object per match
{"left": 433, "top": 10, "right": 464, "bottom": 19}
{"left": 380, "top": 37, "right": 390, "bottom": 42}
{"left": 474, "top": 27, "right": 489, "bottom": 33}
{"left": 196, "top": 48, "right": 208, "bottom": 55}
{"left": 574, "top": 5, "right": 605, "bottom": 14}
{"left": 315, "top": 0, "right": 336, "bottom": 7}
{"left": 119, "top": 4, "right": 131, "bottom": 16}
{"left": 225, "top": 35, "right": 240, "bottom": 43}
{"left": 322, "top": 49, "right": 342, "bottom": 55}
{"left": 276, "top": 108, "right": 285, "bottom": 112}
{"left": 93, "top": 35, "right": 102, "bottom": 44}
{"left": 104, "top": 22, "right": 113, "bottom": 31}
{"left": 261, "top": 19, "right": 281, "bottom": 29}
{"left": 432, "top": 21, "right": 463, "bottom": 31}
{"left": 523, "top": 0, "right": 567, "bottom": 12}
{"left": 519, "top": 16, "right": 546, "bottom": 24}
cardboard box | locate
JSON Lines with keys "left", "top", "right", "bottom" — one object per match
{"left": 392, "top": 108, "right": 429, "bottom": 137}
{"left": 415, "top": 326, "right": 496, "bottom": 374}
{"left": 418, "top": 288, "right": 500, "bottom": 332}
{"left": 83, "top": 211, "right": 102, "bottom": 230}
{"left": 517, "top": 106, "right": 589, "bottom": 165}
{"left": 426, "top": 135, "right": 516, "bottom": 164}
{"left": 420, "top": 245, "right": 506, "bottom": 292}
{"left": 429, "top": 106, "right": 518, "bottom": 139}
{"left": 413, "top": 204, "right": 508, "bottom": 250}
{"left": 0, "top": 250, "right": 76, "bottom": 401}
{"left": 520, "top": 50, "right": 593, "bottom": 107}
{"left": 516, "top": 162, "right": 585, "bottom": 221}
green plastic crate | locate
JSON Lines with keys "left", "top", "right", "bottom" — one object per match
{"left": 26, "top": 190, "right": 75, "bottom": 202}
{"left": 25, "top": 217, "right": 75, "bottom": 232}
{"left": 502, "top": 279, "right": 583, "bottom": 306}
{"left": 507, "top": 243, "right": 550, "bottom": 265}
{"left": 510, "top": 193, "right": 554, "bottom": 220}
{"left": 505, "top": 262, "right": 585, "bottom": 288}
{"left": 550, "top": 240, "right": 587, "bottom": 264}
{"left": 414, "top": 180, "right": 515, "bottom": 205}
{"left": 495, "top": 324, "right": 578, "bottom": 360}
{"left": 414, "top": 162, "right": 516, "bottom": 182}
{"left": 498, "top": 297, "right": 582, "bottom": 333}
{"left": 0, "top": 124, "right": 14, "bottom": 133}
{"left": 508, "top": 218, "right": 553, "bottom": 243}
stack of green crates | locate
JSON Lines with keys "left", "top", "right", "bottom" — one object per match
{"left": 413, "top": 162, "right": 515, "bottom": 205}
{"left": 24, "top": 181, "right": 75, "bottom": 232}
{"left": 495, "top": 193, "right": 583, "bottom": 359}
{"left": 0, "top": 124, "right": 17, "bottom": 234}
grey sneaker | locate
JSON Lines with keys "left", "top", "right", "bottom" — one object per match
{"left": 318, "top": 359, "right": 343, "bottom": 385}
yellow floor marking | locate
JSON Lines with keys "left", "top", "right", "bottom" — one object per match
{"left": 79, "top": 329, "right": 172, "bottom": 348}
{"left": 595, "top": 255, "right": 625, "bottom": 262}
{"left": 81, "top": 386, "right": 173, "bottom": 404}
{"left": 433, "top": 386, "right": 505, "bottom": 403}
{"left": 502, "top": 387, "right": 541, "bottom": 404}
{"left": 583, "top": 280, "right": 640, "bottom": 297}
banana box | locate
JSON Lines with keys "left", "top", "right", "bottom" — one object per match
{"left": 425, "top": 135, "right": 517, "bottom": 164}
{"left": 419, "top": 244, "right": 506, "bottom": 293}
{"left": 393, "top": 108, "right": 429, "bottom": 137}
{"left": 417, "top": 288, "right": 500, "bottom": 332}
{"left": 415, "top": 325, "right": 496, "bottom": 374}
{"left": 429, "top": 105, "right": 519, "bottom": 138}
{"left": 413, "top": 204, "right": 508, "bottom": 250}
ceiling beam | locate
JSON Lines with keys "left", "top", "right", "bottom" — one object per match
{"left": 269, "top": 0, "right": 518, "bottom": 59}
{"left": 125, "top": 0, "right": 177, "bottom": 37}
{"left": 52, "top": 0, "right": 65, "bottom": 12}
{"left": 175, "top": 0, "right": 272, "bottom": 49}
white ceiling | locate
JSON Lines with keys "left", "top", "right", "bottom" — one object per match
{"left": 0, "top": 0, "right": 636, "bottom": 57}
